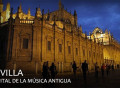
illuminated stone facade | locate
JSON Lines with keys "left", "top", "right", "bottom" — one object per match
{"left": 0, "top": 0, "right": 10, "bottom": 23}
{"left": 0, "top": 0, "right": 119, "bottom": 74}
{"left": 88, "top": 27, "right": 120, "bottom": 67}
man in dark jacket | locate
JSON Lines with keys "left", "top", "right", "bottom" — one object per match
{"left": 95, "top": 62, "right": 99, "bottom": 79}
{"left": 82, "top": 60, "right": 88, "bottom": 81}
{"left": 42, "top": 62, "right": 49, "bottom": 79}
{"left": 72, "top": 61, "right": 77, "bottom": 78}
{"left": 50, "top": 63, "right": 57, "bottom": 79}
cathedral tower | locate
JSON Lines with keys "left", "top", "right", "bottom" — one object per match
{"left": 18, "top": 3, "right": 23, "bottom": 13}
{"left": 74, "top": 10, "right": 77, "bottom": 26}
{"left": 59, "top": 0, "right": 62, "bottom": 10}
{"left": 35, "top": 7, "right": 42, "bottom": 18}
{"left": 6, "top": 3, "right": 10, "bottom": 11}
{"left": 5, "top": 3, "right": 10, "bottom": 21}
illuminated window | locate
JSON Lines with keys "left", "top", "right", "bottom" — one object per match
{"left": 76, "top": 48, "right": 78, "bottom": 55}
{"left": 68, "top": 46, "right": 71, "bottom": 54}
{"left": 59, "top": 44, "right": 62, "bottom": 52}
{"left": 23, "top": 38, "right": 28, "bottom": 49}
{"left": 48, "top": 41, "right": 51, "bottom": 51}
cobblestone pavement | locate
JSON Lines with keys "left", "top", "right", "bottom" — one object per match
{"left": 0, "top": 69, "right": 120, "bottom": 88}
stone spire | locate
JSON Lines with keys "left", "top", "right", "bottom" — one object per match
{"left": 28, "top": 8, "right": 31, "bottom": 15}
{"left": 53, "top": 15, "right": 56, "bottom": 26}
{"left": 6, "top": 3, "right": 10, "bottom": 11}
{"left": 47, "top": 9, "right": 50, "bottom": 21}
{"left": 15, "top": 7, "right": 20, "bottom": 24}
{"left": 74, "top": 10, "right": 77, "bottom": 16}
{"left": 35, "top": 7, "right": 42, "bottom": 18}
{"left": 35, "top": 8, "right": 37, "bottom": 18}
{"left": 18, "top": 3, "right": 22, "bottom": 13}
{"left": 16, "top": 7, "right": 20, "bottom": 18}
{"left": 10, "top": 8, "right": 13, "bottom": 18}
{"left": 74, "top": 10, "right": 77, "bottom": 26}
{"left": 42, "top": 9, "right": 44, "bottom": 20}
{"left": 105, "top": 29, "right": 108, "bottom": 34}
{"left": 79, "top": 25, "right": 82, "bottom": 33}
{"left": 9, "top": 8, "right": 13, "bottom": 24}
{"left": 59, "top": 0, "right": 62, "bottom": 10}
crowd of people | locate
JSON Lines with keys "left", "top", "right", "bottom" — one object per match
{"left": 72, "top": 60, "right": 115, "bottom": 82}
{"left": 42, "top": 60, "right": 116, "bottom": 81}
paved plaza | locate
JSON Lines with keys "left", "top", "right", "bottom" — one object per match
{"left": 0, "top": 69, "right": 120, "bottom": 88}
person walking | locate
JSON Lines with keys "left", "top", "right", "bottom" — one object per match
{"left": 101, "top": 63, "right": 106, "bottom": 78}
{"left": 42, "top": 62, "right": 50, "bottom": 79}
{"left": 112, "top": 64, "right": 114, "bottom": 71}
{"left": 50, "top": 62, "right": 57, "bottom": 79}
{"left": 72, "top": 61, "right": 77, "bottom": 78}
{"left": 106, "top": 64, "right": 110, "bottom": 76}
{"left": 95, "top": 62, "right": 99, "bottom": 79}
{"left": 82, "top": 60, "right": 88, "bottom": 82}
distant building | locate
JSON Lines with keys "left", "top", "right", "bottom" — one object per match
{"left": 0, "top": 0, "right": 119, "bottom": 74}
{"left": 0, "top": 0, "right": 10, "bottom": 23}
{"left": 88, "top": 27, "right": 120, "bottom": 67}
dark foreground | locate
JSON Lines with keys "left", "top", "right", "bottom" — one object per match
{"left": 0, "top": 69, "right": 120, "bottom": 88}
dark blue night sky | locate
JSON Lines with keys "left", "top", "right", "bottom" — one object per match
{"left": 3, "top": 0, "right": 120, "bottom": 42}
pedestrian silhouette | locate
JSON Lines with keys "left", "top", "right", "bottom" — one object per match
{"left": 50, "top": 62, "right": 57, "bottom": 79}
{"left": 82, "top": 60, "right": 88, "bottom": 82}
{"left": 106, "top": 64, "right": 110, "bottom": 76}
{"left": 101, "top": 63, "right": 105, "bottom": 78}
{"left": 112, "top": 64, "right": 114, "bottom": 71}
{"left": 42, "top": 62, "right": 50, "bottom": 79}
{"left": 72, "top": 61, "right": 77, "bottom": 79}
{"left": 117, "top": 64, "right": 119, "bottom": 69}
{"left": 95, "top": 62, "right": 99, "bottom": 79}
